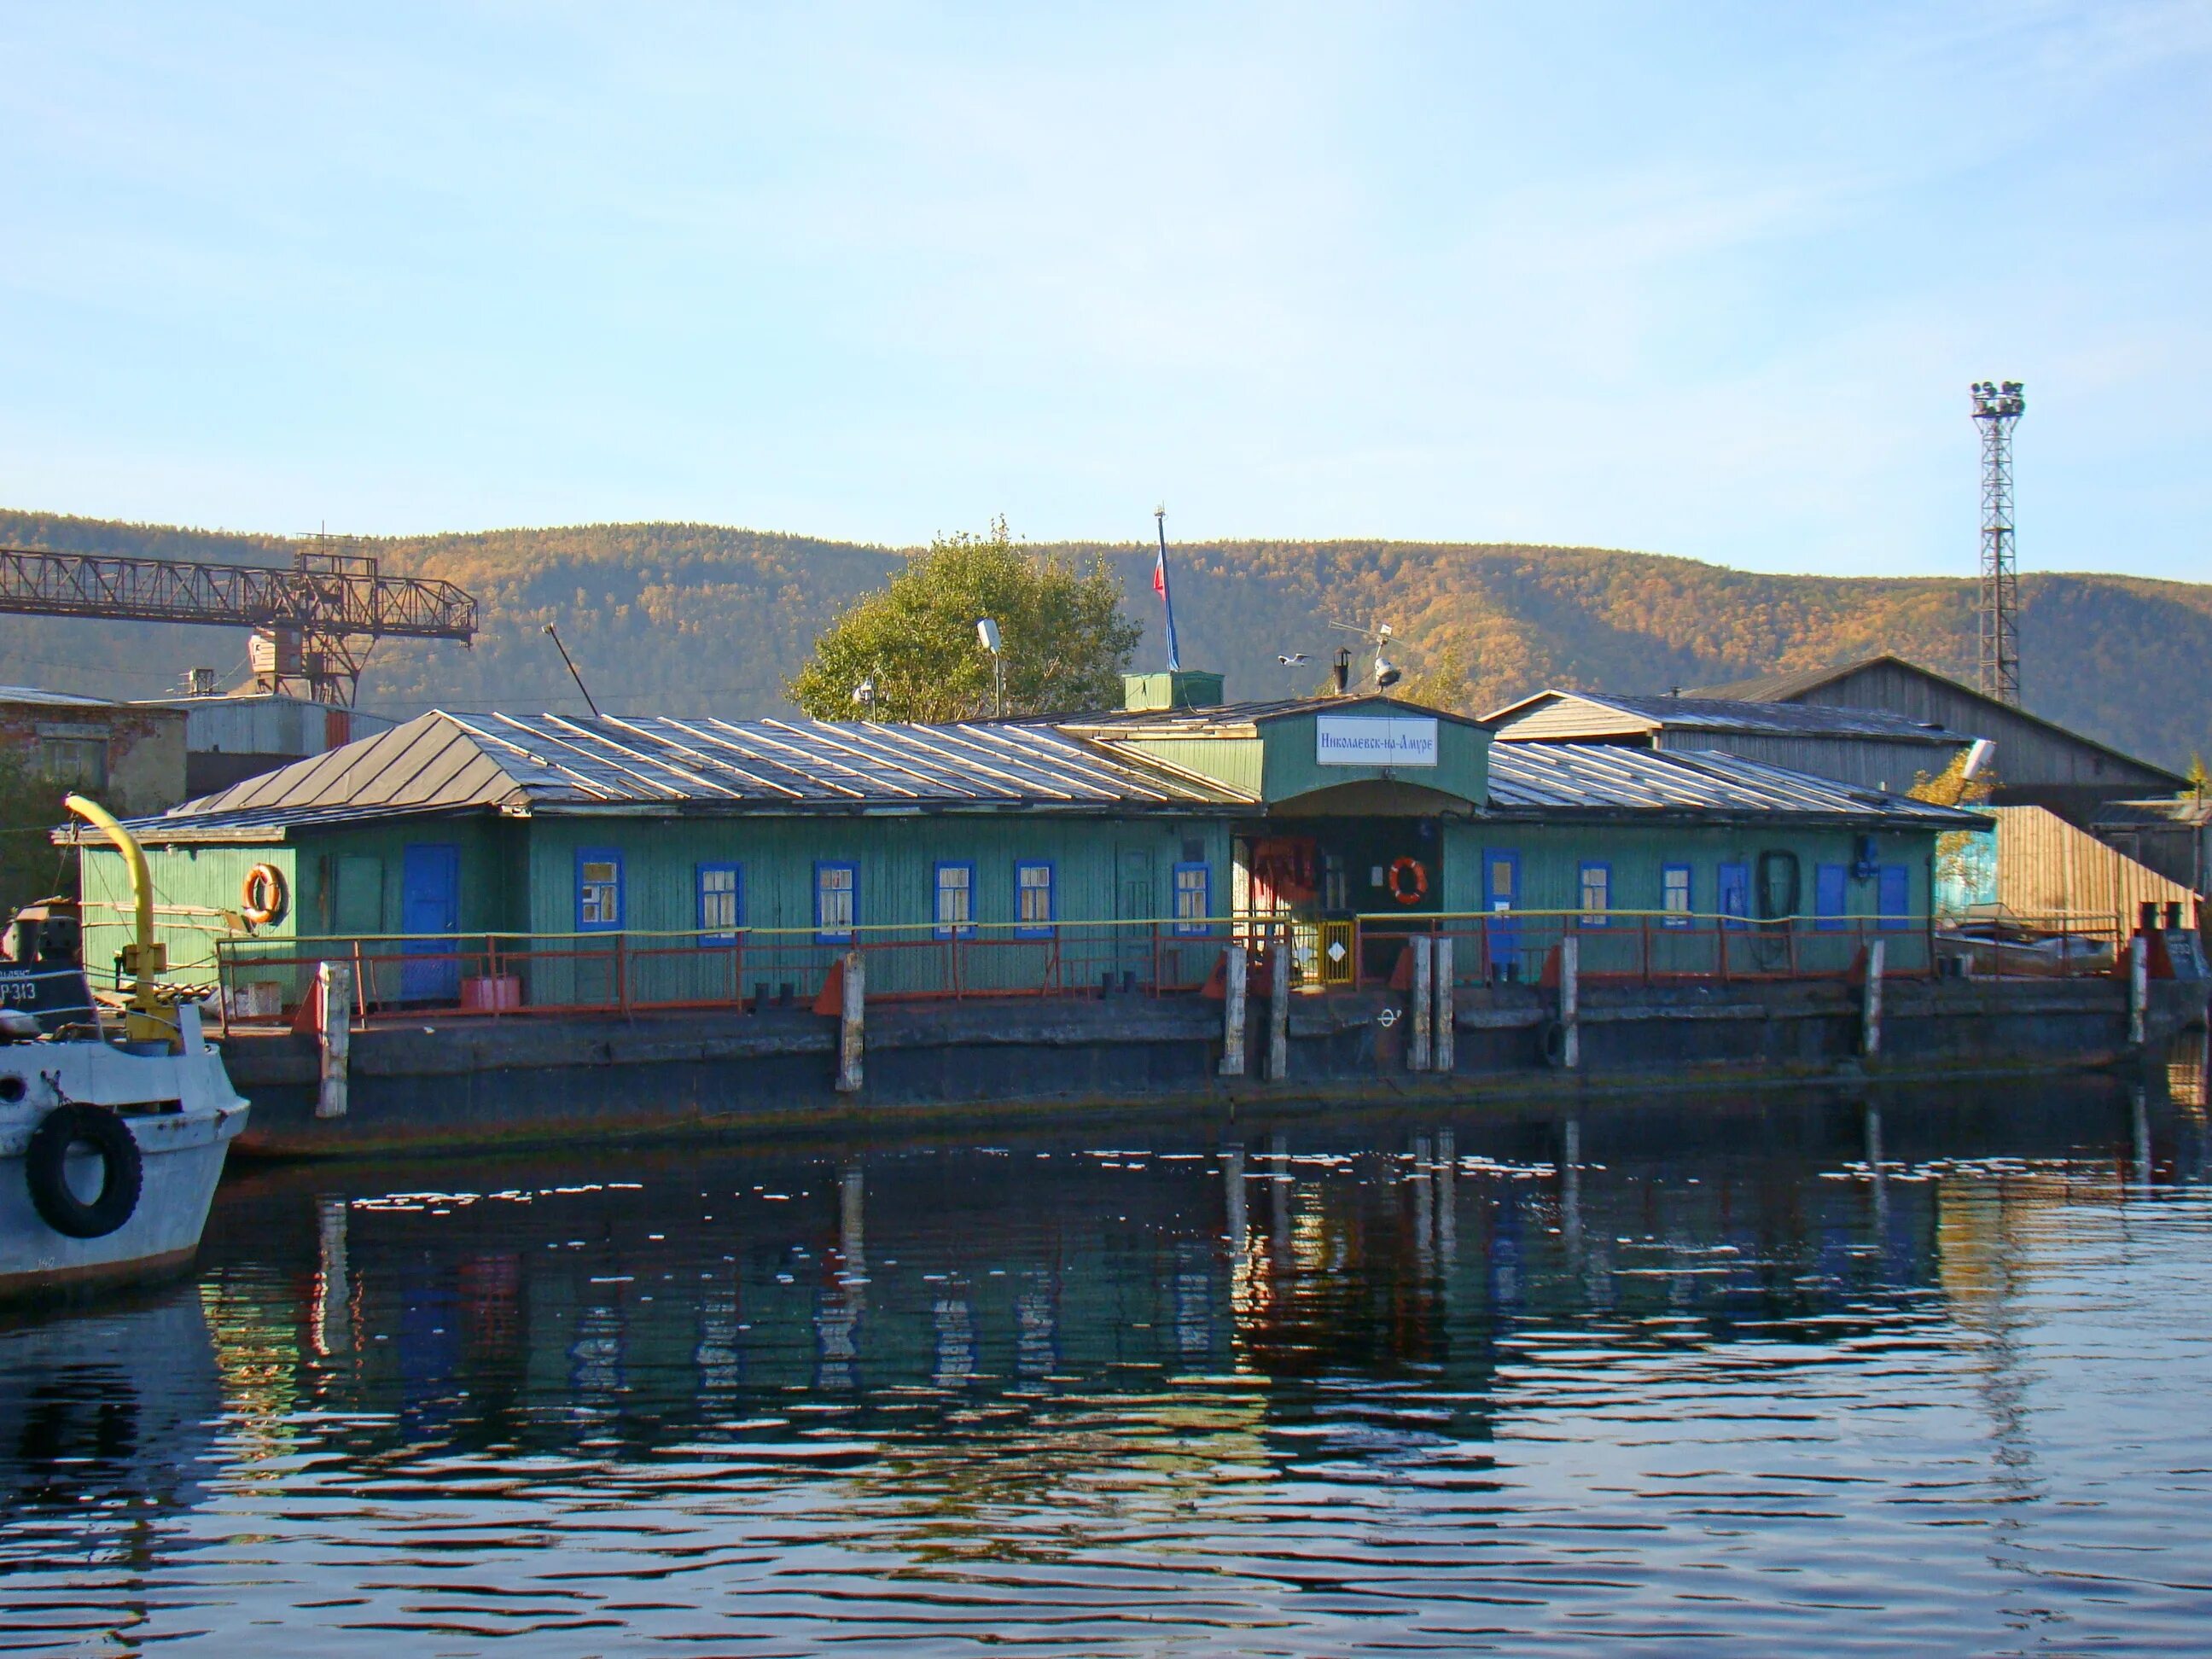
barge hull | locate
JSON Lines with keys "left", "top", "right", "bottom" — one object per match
{"left": 222, "top": 978, "right": 2211, "bottom": 1160}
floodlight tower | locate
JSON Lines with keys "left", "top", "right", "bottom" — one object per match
{"left": 1970, "top": 379, "right": 2026, "bottom": 706}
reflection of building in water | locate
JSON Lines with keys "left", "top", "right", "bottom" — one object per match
{"left": 2167, "top": 1027, "right": 2209, "bottom": 1112}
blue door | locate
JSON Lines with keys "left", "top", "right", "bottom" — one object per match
{"left": 1813, "top": 863, "right": 1848, "bottom": 932}
{"left": 1482, "top": 849, "right": 1520, "bottom": 980}
{"left": 1718, "top": 862, "right": 1750, "bottom": 929}
{"left": 1877, "top": 864, "right": 1911, "bottom": 931}
{"left": 400, "top": 843, "right": 462, "bottom": 1003}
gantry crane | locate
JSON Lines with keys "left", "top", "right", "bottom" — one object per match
{"left": 0, "top": 541, "right": 477, "bottom": 704}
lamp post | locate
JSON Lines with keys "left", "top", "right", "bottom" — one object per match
{"left": 975, "top": 618, "right": 1004, "bottom": 719}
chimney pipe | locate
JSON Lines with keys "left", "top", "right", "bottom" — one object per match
{"left": 1331, "top": 649, "right": 1351, "bottom": 696}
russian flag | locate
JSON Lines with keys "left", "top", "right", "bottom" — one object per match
{"left": 1152, "top": 533, "right": 1182, "bottom": 672}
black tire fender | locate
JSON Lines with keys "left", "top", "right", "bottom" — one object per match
{"left": 1539, "top": 1019, "right": 1570, "bottom": 1069}
{"left": 24, "top": 1103, "right": 143, "bottom": 1240}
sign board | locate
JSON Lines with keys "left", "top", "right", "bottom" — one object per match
{"left": 1315, "top": 714, "right": 1439, "bottom": 768}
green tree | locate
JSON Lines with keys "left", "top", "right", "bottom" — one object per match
{"left": 2186, "top": 752, "right": 2209, "bottom": 800}
{"left": 0, "top": 755, "right": 75, "bottom": 930}
{"left": 786, "top": 518, "right": 1142, "bottom": 722}
{"left": 1909, "top": 748, "right": 1996, "bottom": 808}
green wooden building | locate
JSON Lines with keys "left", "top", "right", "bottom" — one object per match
{"left": 66, "top": 682, "right": 1981, "bottom": 1012}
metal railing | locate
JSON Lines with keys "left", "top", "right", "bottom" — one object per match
{"left": 215, "top": 917, "right": 1237, "bottom": 1026}
{"left": 206, "top": 905, "right": 2134, "bottom": 1027}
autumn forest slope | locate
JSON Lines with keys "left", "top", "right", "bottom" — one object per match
{"left": 0, "top": 508, "right": 2205, "bottom": 772}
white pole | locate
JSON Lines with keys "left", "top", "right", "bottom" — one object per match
{"left": 2128, "top": 932, "right": 2148, "bottom": 1049}
{"left": 836, "top": 949, "right": 866, "bottom": 1092}
{"left": 1268, "top": 928, "right": 1291, "bottom": 1081}
{"left": 1560, "top": 934, "right": 1580, "bottom": 1070}
{"left": 1220, "top": 944, "right": 1248, "bottom": 1077}
{"left": 1862, "top": 938, "right": 1885, "bottom": 1058}
{"left": 1433, "top": 936, "right": 1455, "bottom": 1074}
{"left": 1409, "top": 934, "right": 1433, "bottom": 1072}
{"left": 315, "top": 960, "right": 352, "bottom": 1121}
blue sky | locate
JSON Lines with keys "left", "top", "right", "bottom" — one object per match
{"left": 3, "top": 2, "right": 2207, "bottom": 579}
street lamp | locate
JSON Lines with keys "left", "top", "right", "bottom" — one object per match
{"left": 975, "top": 617, "right": 1004, "bottom": 719}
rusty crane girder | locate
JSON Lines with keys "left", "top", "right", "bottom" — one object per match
{"left": 0, "top": 543, "right": 477, "bottom": 705}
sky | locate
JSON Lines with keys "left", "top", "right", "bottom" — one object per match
{"left": 2, "top": 1, "right": 2207, "bottom": 580}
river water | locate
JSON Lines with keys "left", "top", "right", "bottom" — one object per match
{"left": 4, "top": 1062, "right": 2211, "bottom": 1656}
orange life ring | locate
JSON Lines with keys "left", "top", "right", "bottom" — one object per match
{"left": 242, "top": 864, "right": 288, "bottom": 928}
{"left": 1386, "top": 856, "right": 1429, "bottom": 906}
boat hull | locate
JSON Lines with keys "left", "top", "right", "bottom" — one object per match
{"left": 0, "top": 1039, "right": 249, "bottom": 1301}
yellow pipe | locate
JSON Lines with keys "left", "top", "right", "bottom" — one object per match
{"left": 65, "top": 794, "right": 170, "bottom": 1046}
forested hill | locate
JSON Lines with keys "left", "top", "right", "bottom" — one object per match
{"left": 1, "top": 507, "right": 2206, "bottom": 772}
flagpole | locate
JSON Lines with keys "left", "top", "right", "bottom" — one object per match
{"left": 1153, "top": 505, "right": 1182, "bottom": 673}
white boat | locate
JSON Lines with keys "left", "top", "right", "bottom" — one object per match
{"left": 0, "top": 795, "right": 249, "bottom": 1301}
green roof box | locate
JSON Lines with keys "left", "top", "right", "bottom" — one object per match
{"left": 1122, "top": 670, "right": 1224, "bottom": 712}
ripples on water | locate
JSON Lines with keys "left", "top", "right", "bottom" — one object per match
{"left": 4, "top": 1068, "right": 2211, "bottom": 1656}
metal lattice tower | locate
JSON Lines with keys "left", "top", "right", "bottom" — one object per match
{"left": 1970, "top": 379, "right": 2026, "bottom": 706}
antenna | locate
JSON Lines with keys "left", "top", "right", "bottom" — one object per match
{"left": 543, "top": 623, "right": 602, "bottom": 719}
{"left": 1970, "top": 380, "right": 2026, "bottom": 706}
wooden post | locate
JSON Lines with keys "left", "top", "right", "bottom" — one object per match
{"left": 1862, "top": 937, "right": 1885, "bottom": 1058}
{"left": 1433, "top": 935, "right": 1454, "bottom": 1074}
{"left": 1219, "top": 944, "right": 1248, "bottom": 1077}
{"left": 1408, "top": 934, "right": 1433, "bottom": 1072}
{"left": 1267, "top": 929, "right": 1291, "bottom": 1081}
{"left": 835, "top": 948, "right": 865, "bottom": 1092}
{"left": 315, "top": 960, "right": 352, "bottom": 1121}
{"left": 2128, "top": 932, "right": 2148, "bottom": 1049}
{"left": 1560, "top": 934, "right": 1580, "bottom": 1070}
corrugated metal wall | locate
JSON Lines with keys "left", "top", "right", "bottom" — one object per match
{"left": 1990, "top": 805, "right": 2199, "bottom": 927}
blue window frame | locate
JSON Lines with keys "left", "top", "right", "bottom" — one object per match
{"left": 696, "top": 862, "right": 742, "bottom": 945}
{"left": 1578, "top": 862, "right": 1611, "bottom": 928}
{"left": 576, "top": 847, "right": 623, "bottom": 932}
{"left": 1814, "top": 863, "right": 1848, "bottom": 931}
{"left": 1661, "top": 864, "right": 1692, "bottom": 928}
{"left": 814, "top": 860, "right": 858, "bottom": 943}
{"left": 934, "top": 861, "right": 976, "bottom": 940}
{"left": 1718, "top": 861, "right": 1750, "bottom": 930}
{"left": 1172, "top": 862, "right": 1211, "bottom": 936}
{"left": 1015, "top": 861, "right": 1056, "bottom": 938}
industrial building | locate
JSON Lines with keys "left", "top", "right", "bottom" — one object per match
{"left": 1683, "top": 654, "right": 2185, "bottom": 824}
{"left": 129, "top": 688, "right": 395, "bottom": 796}
{"left": 0, "top": 685, "right": 186, "bottom": 815}
{"left": 69, "top": 676, "right": 1978, "bottom": 1010}
{"left": 1481, "top": 689, "right": 1975, "bottom": 795}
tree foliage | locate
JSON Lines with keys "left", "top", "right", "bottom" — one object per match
{"left": 1, "top": 507, "right": 2208, "bottom": 771}
{"left": 0, "top": 755, "right": 76, "bottom": 929}
{"left": 784, "top": 519, "right": 1141, "bottom": 722}
{"left": 1907, "top": 749, "right": 1997, "bottom": 808}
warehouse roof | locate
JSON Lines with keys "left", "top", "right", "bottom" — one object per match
{"left": 68, "top": 709, "right": 1253, "bottom": 840}
{"left": 1483, "top": 688, "right": 1968, "bottom": 744}
{"left": 1486, "top": 742, "right": 1984, "bottom": 827}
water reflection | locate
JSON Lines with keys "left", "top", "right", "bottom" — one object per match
{"left": 2, "top": 1067, "right": 2209, "bottom": 1653}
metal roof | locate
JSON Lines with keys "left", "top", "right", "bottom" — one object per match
{"left": 1486, "top": 688, "right": 1968, "bottom": 742}
{"left": 1681, "top": 657, "right": 1894, "bottom": 703}
{"left": 1485, "top": 742, "right": 1986, "bottom": 827}
{"left": 119, "top": 709, "right": 1254, "bottom": 834}
{"left": 0, "top": 684, "right": 120, "bottom": 708}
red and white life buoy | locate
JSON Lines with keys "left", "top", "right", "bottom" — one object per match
{"left": 1386, "top": 856, "right": 1429, "bottom": 905}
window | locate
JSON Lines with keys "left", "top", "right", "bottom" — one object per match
{"left": 1661, "top": 864, "right": 1692, "bottom": 928}
{"left": 934, "top": 862, "right": 975, "bottom": 939}
{"left": 815, "top": 861, "right": 858, "bottom": 943}
{"left": 577, "top": 849, "right": 623, "bottom": 931}
{"left": 1814, "top": 863, "right": 1848, "bottom": 931}
{"left": 38, "top": 736, "right": 107, "bottom": 791}
{"left": 1016, "top": 861, "right": 1055, "bottom": 937}
{"left": 1173, "top": 861, "right": 1211, "bottom": 936}
{"left": 1578, "top": 862, "right": 1610, "bottom": 927}
{"left": 696, "top": 863, "right": 742, "bottom": 945}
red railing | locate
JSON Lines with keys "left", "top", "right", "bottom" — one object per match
{"left": 212, "top": 906, "right": 2131, "bottom": 1027}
